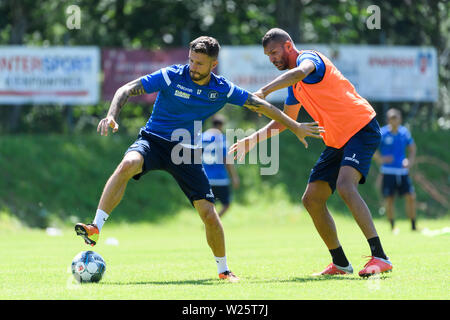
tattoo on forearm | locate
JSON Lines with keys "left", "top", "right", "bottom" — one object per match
{"left": 244, "top": 94, "right": 296, "bottom": 131}
{"left": 107, "top": 79, "right": 145, "bottom": 118}
{"left": 244, "top": 94, "right": 278, "bottom": 113}
{"left": 128, "top": 82, "right": 146, "bottom": 96}
{"left": 107, "top": 91, "right": 128, "bottom": 118}
{"left": 244, "top": 94, "right": 262, "bottom": 109}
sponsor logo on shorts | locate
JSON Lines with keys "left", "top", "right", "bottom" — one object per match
{"left": 206, "top": 189, "right": 214, "bottom": 199}
{"left": 344, "top": 153, "right": 360, "bottom": 164}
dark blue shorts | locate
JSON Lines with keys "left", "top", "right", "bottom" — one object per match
{"left": 382, "top": 174, "right": 414, "bottom": 197}
{"left": 125, "top": 130, "right": 215, "bottom": 206}
{"left": 309, "top": 117, "right": 381, "bottom": 192}
{"left": 211, "top": 185, "right": 231, "bottom": 205}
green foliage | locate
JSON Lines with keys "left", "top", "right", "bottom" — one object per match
{"left": 1, "top": 124, "right": 448, "bottom": 228}
{"left": 2, "top": 1, "right": 448, "bottom": 55}
{"left": 0, "top": 0, "right": 448, "bottom": 227}
{"left": 0, "top": 0, "right": 448, "bottom": 133}
{"left": 0, "top": 133, "right": 193, "bottom": 227}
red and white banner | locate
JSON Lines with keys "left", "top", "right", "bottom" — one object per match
{"left": 0, "top": 46, "right": 100, "bottom": 105}
{"left": 102, "top": 48, "right": 188, "bottom": 103}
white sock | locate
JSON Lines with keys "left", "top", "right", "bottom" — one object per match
{"left": 215, "top": 256, "right": 229, "bottom": 274}
{"left": 93, "top": 209, "right": 109, "bottom": 232}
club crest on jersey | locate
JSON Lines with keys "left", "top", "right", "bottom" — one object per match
{"left": 208, "top": 90, "right": 218, "bottom": 101}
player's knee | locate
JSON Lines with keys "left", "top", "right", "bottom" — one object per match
{"left": 385, "top": 196, "right": 395, "bottom": 205}
{"left": 198, "top": 204, "right": 220, "bottom": 226}
{"left": 302, "top": 192, "right": 322, "bottom": 210}
{"left": 203, "top": 210, "right": 220, "bottom": 227}
{"left": 117, "top": 156, "right": 143, "bottom": 177}
{"left": 405, "top": 192, "right": 416, "bottom": 201}
{"left": 336, "top": 180, "right": 356, "bottom": 200}
{"left": 301, "top": 193, "right": 312, "bottom": 209}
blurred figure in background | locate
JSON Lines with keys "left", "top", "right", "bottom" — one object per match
{"left": 202, "top": 115, "right": 240, "bottom": 217}
{"left": 374, "top": 108, "right": 417, "bottom": 232}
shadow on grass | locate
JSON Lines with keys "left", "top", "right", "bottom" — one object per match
{"left": 269, "top": 276, "right": 362, "bottom": 283}
{"left": 103, "top": 278, "right": 219, "bottom": 286}
{"left": 103, "top": 274, "right": 391, "bottom": 287}
{"left": 248, "top": 274, "right": 391, "bottom": 283}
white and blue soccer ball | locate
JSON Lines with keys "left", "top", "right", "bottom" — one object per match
{"left": 71, "top": 251, "right": 106, "bottom": 283}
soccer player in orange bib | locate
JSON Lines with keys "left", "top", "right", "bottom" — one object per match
{"left": 230, "top": 28, "right": 392, "bottom": 277}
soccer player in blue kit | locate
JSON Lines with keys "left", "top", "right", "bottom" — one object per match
{"left": 374, "top": 108, "right": 417, "bottom": 232}
{"left": 75, "top": 36, "right": 324, "bottom": 282}
{"left": 202, "top": 115, "right": 240, "bottom": 217}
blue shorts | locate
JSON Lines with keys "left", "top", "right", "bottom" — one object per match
{"left": 211, "top": 185, "right": 231, "bottom": 205}
{"left": 382, "top": 174, "right": 414, "bottom": 197}
{"left": 125, "top": 130, "right": 215, "bottom": 206}
{"left": 309, "top": 117, "right": 381, "bottom": 192}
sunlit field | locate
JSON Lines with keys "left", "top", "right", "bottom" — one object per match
{"left": 1, "top": 203, "right": 448, "bottom": 300}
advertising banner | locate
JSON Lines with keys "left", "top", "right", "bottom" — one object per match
{"left": 219, "top": 45, "right": 438, "bottom": 103}
{"left": 0, "top": 46, "right": 100, "bottom": 105}
{"left": 102, "top": 48, "right": 188, "bottom": 103}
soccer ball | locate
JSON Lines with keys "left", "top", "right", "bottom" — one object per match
{"left": 71, "top": 251, "right": 106, "bottom": 283}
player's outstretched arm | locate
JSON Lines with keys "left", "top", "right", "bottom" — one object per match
{"left": 256, "top": 103, "right": 302, "bottom": 139}
{"left": 256, "top": 59, "right": 315, "bottom": 98}
{"left": 242, "top": 93, "right": 324, "bottom": 147}
{"left": 231, "top": 94, "right": 324, "bottom": 160}
{"left": 229, "top": 103, "right": 301, "bottom": 161}
{"left": 97, "top": 78, "right": 146, "bottom": 136}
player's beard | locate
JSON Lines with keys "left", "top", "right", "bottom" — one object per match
{"left": 189, "top": 69, "right": 210, "bottom": 81}
{"left": 273, "top": 51, "right": 290, "bottom": 70}
{"left": 273, "top": 60, "right": 287, "bottom": 70}
{"left": 273, "top": 57, "right": 289, "bottom": 70}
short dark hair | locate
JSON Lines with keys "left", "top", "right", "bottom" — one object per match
{"left": 387, "top": 108, "right": 402, "bottom": 119}
{"left": 189, "top": 36, "right": 220, "bottom": 59}
{"left": 262, "top": 28, "right": 293, "bottom": 47}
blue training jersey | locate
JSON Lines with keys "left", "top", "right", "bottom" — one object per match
{"left": 201, "top": 129, "right": 230, "bottom": 186}
{"left": 140, "top": 64, "right": 249, "bottom": 146}
{"left": 379, "top": 125, "right": 414, "bottom": 175}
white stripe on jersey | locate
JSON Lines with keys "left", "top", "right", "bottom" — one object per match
{"left": 161, "top": 68, "right": 171, "bottom": 86}
{"left": 227, "top": 83, "right": 235, "bottom": 98}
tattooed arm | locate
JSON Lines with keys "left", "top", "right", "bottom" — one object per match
{"left": 243, "top": 93, "right": 301, "bottom": 133}
{"left": 98, "top": 78, "right": 146, "bottom": 136}
{"left": 229, "top": 94, "right": 324, "bottom": 160}
{"left": 242, "top": 93, "right": 323, "bottom": 146}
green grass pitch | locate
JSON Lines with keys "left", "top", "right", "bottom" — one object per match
{"left": 0, "top": 203, "right": 448, "bottom": 300}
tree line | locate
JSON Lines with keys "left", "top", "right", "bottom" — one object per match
{"left": 0, "top": 0, "right": 448, "bottom": 133}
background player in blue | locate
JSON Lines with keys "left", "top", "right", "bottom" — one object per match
{"left": 374, "top": 108, "right": 417, "bottom": 232}
{"left": 74, "top": 36, "right": 324, "bottom": 282}
{"left": 202, "top": 115, "right": 240, "bottom": 217}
